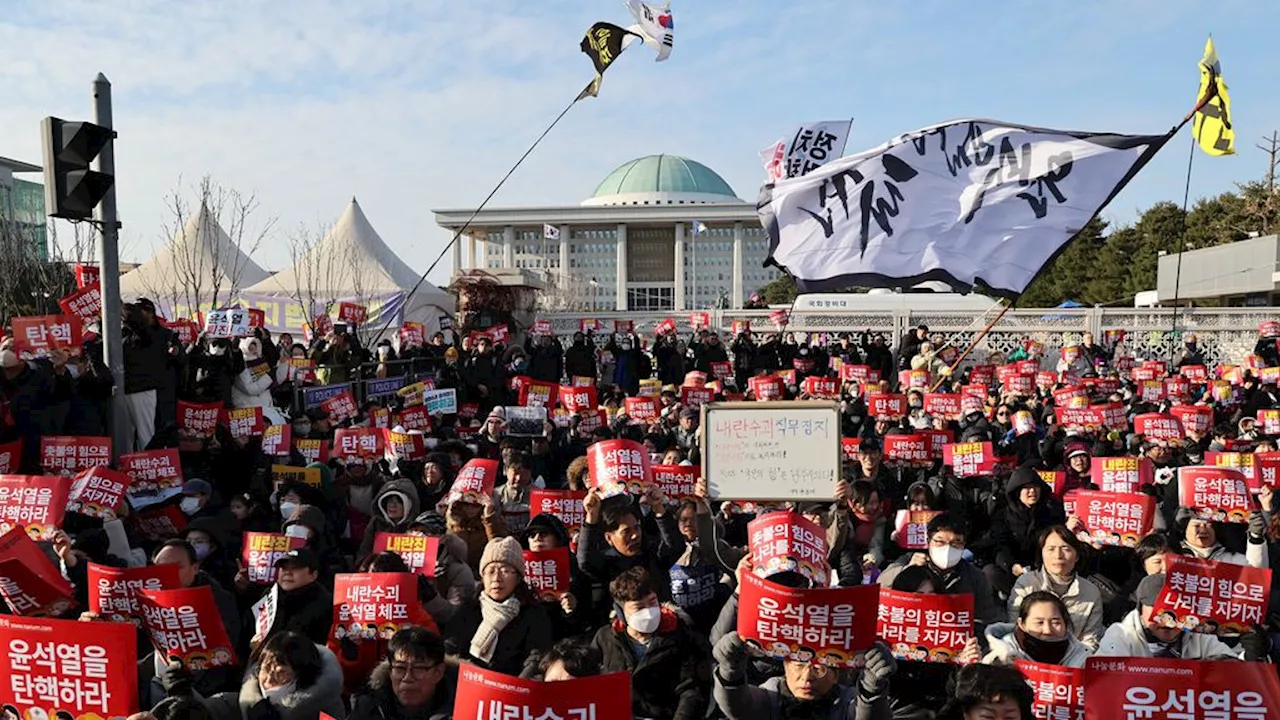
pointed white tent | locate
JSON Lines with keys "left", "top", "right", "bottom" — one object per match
{"left": 244, "top": 198, "right": 454, "bottom": 331}
{"left": 119, "top": 203, "right": 270, "bottom": 307}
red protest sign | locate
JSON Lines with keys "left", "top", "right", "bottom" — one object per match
{"left": 1256, "top": 452, "right": 1280, "bottom": 488}
{"left": 689, "top": 311, "right": 709, "bottom": 328}
{"left": 131, "top": 504, "right": 188, "bottom": 542}
{"left": 332, "top": 572, "right": 428, "bottom": 642}
{"left": 841, "top": 437, "right": 861, "bottom": 462}
{"left": 58, "top": 282, "right": 102, "bottom": 323}
{"left": 163, "top": 317, "right": 200, "bottom": 345}
{"left": 221, "top": 406, "right": 265, "bottom": 439}
{"left": 0, "top": 526, "right": 77, "bottom": 616}
{"left": 943, "top": 442, "right": 995, "bottom": 478}
{"left": 651, "top": 464, "right": 699, "bottom": 501}
{"left": 383, "top": 429, "right": 426, "bottom": 462}
{"left": 178, "top": 400, "right": 221, "bottom": 439}
{"left": 334, "top": 427, "right": 384, "bottom": 460}
{"left": 876, "top": 589, "right": 973, "bottom": 663}
{"left": 923, "top": 393, "right": 961, "bottom": 419}
{"left": 558, "top": 385, "right": 598, "bottom": 413}
{"left": 399, "top": 321, "right": 425, "bottom": 346}
{"left": 454, "top": 664, "right": 632, "bottom": 720}
{"left": 710, "top": 361, "right": 732, "bottom": 380}
{"left": 138, "top": 586, "right": 237, "bottom": 669}
{"left": 1178, "top": 466, "right": 1252, "bottom": 523}
{"left": 1206, "top": 451, "right": 1258, "bottom": 489}
{"left": 373, "top": 533, "right": 437, "bottom": 577}
{"left": 0, "top": 614, "right": 139, "bottom": 718}
{"left": 446, "top": 458, "right": 500, "bottom": 505}
{"left": 530, "top": 489, "right": 587, "bottom": 531}
{"left": 67, "top": 466, "right": 130, "bottom": 520}
{"left": 1257, "top": 408, "right": 1280, "bottom": 436}
{"left": 321, "top": 389, "right": 359, "bottom": 424}
{"left": 623, "top": 396, "right": 659, "bottom": 422}
{"left": 73, "top": 263, "right": 101, "bottom": 289}
{"left": 1135, "top": 413, "right": 1182, "bottom": 443}
{"left": 749, "top": 374, "right": 785, "bottom": 400}
{"left": 737, "top": 572, "right": 879, "bottom": 667}
{"left": 842, "top": 364, "right": 879, "bottom": 384}
{"left": 1072, "top": 490, "right": 1155, "bottom": 547}
{"left": 39, "top": 435, "right": 110, "bottom": 475}
{"left": 587, "top": 439, "right": 650, "bottom": 498}
{"left": 0, "top": 474, "right": 70, "bottom": 540}
{"left": 1017, "top": 660, "right": 1084, "bottom": 720}
{"left": 519, "top": 380, "right": 559, "bottom": 408}
{"left": 261, "top": 423, "right": 292, "bottom": 456}
{"left": 87, "top": 562, "right": 181, "bottom": 621}
{"left": 523, "top": 547, "right": 570, "bottom": 600}
{"left": 1038, "top": 469, "right": 1067, "bottom": 496}
{"left": 1084, "top": 657, "right": 1279, "bottom": 720}
{"left": 1170, "top": 404, "right": 1213, "bottom": 436}
{"left": 119, "top": 449, "right": 183, "bottom": 508}
{"left": 337, "top": 301, "right": 368, "bottom": 325}
{"left": 396, "top": 405, "right": 433, "bottom": 432}
{"left": 748, "top": 511, "right": 830, "bottom": 587}
{"left": 1178, "top": 364, "right": 1209, "bottom": 384}
{"left": 0, "top": 439, "right": 21, "bottom": 474}
{"left": 293, "top": 438, "right": 330, "bottom": 465}
{"left": 1091, "top": 456, "right": 1153, "bottom": 494}
{"left": 1150, "top": 555, "right": 1271, "bottom": 635}
{"left": 867, "top": 393, "right": 906, "bottom": 419}
{"left": 11, "top": 314, "right": 82, "bottom": 359}
{"left": 802, "top": 376, "right": 838, "bottom": 399}
{"left": 241, "top": 532, "right": 306, "bottom": 585}
{"left": 680, "top": 385, "right": 713, "bottom": 408}
{"left": 884, "top": 434, "right": 929, "bottom": 467}
{"left": 893, "top": 509, "right": 942, "bottom": 550}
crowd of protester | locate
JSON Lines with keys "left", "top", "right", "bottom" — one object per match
{"left": 4, "top": 300, "right": 1280, "bottom": 720}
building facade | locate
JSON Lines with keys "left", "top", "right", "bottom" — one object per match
{"left": 1156, "top": 233, "right": 1280, "bottom": 307}
{"left": 0, "top": 156, "right": 47, "bottom": 260}
{"left": 434, "top": 155, "right": 781, "bottom": 311}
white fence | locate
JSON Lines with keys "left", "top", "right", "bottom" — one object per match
{"left": 537, "top": 307, "right": 1280, "bottom": 369}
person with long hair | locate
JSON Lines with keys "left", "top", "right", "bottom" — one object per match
{"left": 936, "top": 664, "right": 1034, "bottom": 720}
{"left": 1007, "top": 526, "right": 1104, "bottom": 650}
{"left": 984, "top": 592, "right": 1091, "bottom": 668}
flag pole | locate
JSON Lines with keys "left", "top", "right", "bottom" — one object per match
{"left": 928, "top": 299, "right": 1013, "bottom": 393}
{"left": 370, "top": 86, "right": 588, "bottom": 345}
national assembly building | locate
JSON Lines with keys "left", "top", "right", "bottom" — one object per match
{"left": 434, "top": 155, "right": 781, "bottom": 311}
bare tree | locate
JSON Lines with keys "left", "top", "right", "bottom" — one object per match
{"left": 285, "top": 221, "right": 347, "bottom": 327}
{"left": 0, "top": 201, "right": 74, "bottom": 321}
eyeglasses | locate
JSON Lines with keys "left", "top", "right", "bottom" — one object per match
{"left": 482, "top": 565, "right": 519, "bottom": 579}
{"left": 390, "top": 662, "right": 438, "bottom": 679}
{"left": 929, "top": 538, "right": 965, "bottom": 549}
{"left": 792, "top": 662, "right": 830, "bottom": 678}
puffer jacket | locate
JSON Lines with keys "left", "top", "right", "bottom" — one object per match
{"left": 982, "top": 623, "right": 1091, "bottom": 668}
{"left": 231, "top": 338, "right": 283, "bottom": 424}
{"left": 492, "top": 480, "right": 532, "bottom": 534}
{"left": 714, "top": 673, "right": 889, "bottom": 720}
{"left": 202, "top": 644, "right": 345, "bottom": 720}
{"left": 1008, "top": 569, "right": 1105, "bottom": 650}
{"left": 594, "top": 604, "right": 712, "bottom": 720}
{"left": 1182, "top": 539, "right": 1269, "bottom": 569}
{"left": 434, "top": 533, "right": 478, "bottom": 608}
{"left": 976, "top": 469, "right": 1064, "bottom": 571}
{"left": 358, "top": 478, "right": 423, "bottom": 559}
{"left": 347, "top": 660, "right": 457, "bottom": 720}
{"left": 1095, "top": 609, "right": 1241, "bottom": 659}
{"left": 522, "top": 513, "right": 593, "bottom": 638}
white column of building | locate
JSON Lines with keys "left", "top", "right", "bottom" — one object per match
{"left": 467, "top": 233, "right": 478, "bottom": 269}
{"left": 615, "top": 224, "right": 628, "bottom": 311}
{"left": 452, "top": 234, "right": 464, "bottom": 274}
{"left": 502, "top": 226, "right": 515, "bottom": 268}
{"left": 558, "top": 224, "right": 570, "bottom": 286}
{"left": 732, "top": 222, "right": 744, "bottom": 309}
{"left": 673, "top": 223, "right": 686, "bottom": 310}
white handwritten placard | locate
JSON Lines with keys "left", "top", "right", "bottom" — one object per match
{"left": 701, "top": 401, "right": 840, "bottom": 501}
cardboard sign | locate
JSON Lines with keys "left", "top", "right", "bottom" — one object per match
{"left": 178, "top": 400, "right": 221, "bottom": 439}
{"left": 334, "top": 427, "right": 384, "bottom": 460}
{"left": 749, "top": 374, "right": 785, "bottom": 400}
{"left": 293, "top": 438, "right": 330, "bottom": 465}
{"left": 877, "top": 589, "right": 973, "bottom": 663}
{"left": 884, "top": 434, "right": 929, "bottom": 467}
{"left": 1149, "top": 555, "right": 1271, "bottom": 635}
{"left": 66, "top": 467, "right": 130, "bottom": 521}
{"left": 893, "top": 509, "right": 942, "bottom": 550}
{"left": 331, "top": 572, "right": 425, "bottom": 643}
{"left": 1178, "top": 466, "right": 1252, "bottom": 523}
{"left": 1083, "top": 657, "right": 1278, "bottom": 720}
{"left": 11, "top": 314, "right": 82, "bottom": 359}
{"left": 272, "top": 464, "right": 321, "bottom": 488}
{"left": 523, "top": 547, "right": 570, "bottom": 600}
{"left": 748, "top": 511, "right": 830, "bottom": 587}
{"left": 1091, "top": 456, "right": 1153, "bottom": 494}
{"left": 454, "top": 664, "right": 633, "bottom": 720}
{"left": 943, "top": 442, "right": 995, "bottom": 478}
{"left": 0, "top": 527, "right": 77, "bottom": 616}
{"left": 421, "top": 388, "right": 456, "bottom": 416}
{"left": 1017, "top": 661, "right": 1084, "bottom": 720}
{"left": 529, "top": 489, "right": 587, "bottom": 530}
{"left": 702, "top": 401, "right": 840, "bottom": 501}
{"left": 867, "top": 393, "right": 907, "bottom": 419}
{"left": 0, "top": 615, "right": 139, "bottom": 718}
{"left": 651, "top": 464, "right": 699, "bottom": 501}
{"left": 372, "top": 533, "right": 437, "bottom": 577}
{"left": 241, "top": 532, "right": 307, "bottom": 585}
{"left": 737, "top": 572, "right": 879, "bottom": 667}
{"left": 39, "top": 435, "right": 110, "bottom": 475}
{"left": 58, "top": 282, "right": 103, "bottom": 323}
{"left": 87, "top": 562, "right": 181, "bottom": 622}
{"left": 0, "top": 475, "right": 70, "bottom": 540}
{"left": 261, "top": 423, "right": 292, "bottom": 456}
{"left": 445, "top": 458, "right": 500, "bottom": 505}
{"left": 138, "top": 586, "right": 237, "bottom": 669}
{"left": 320, "top": 389, "right": 359, "bottom": 424}
{"left": 586, "top": 439, "right": 650, "bottom": 498}
{"left": 1072, "top": 490, "right": 1156, "bottom": 547}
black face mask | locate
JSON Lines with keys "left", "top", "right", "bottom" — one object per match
{"left": 1015, "top": 625, "right": 1070, "bottom": 664}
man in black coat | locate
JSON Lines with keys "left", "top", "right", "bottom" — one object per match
{"left": 563, "top": 332, "right": 597, "bottom": 381}
{"left": 525, "top": 333, "right": 564, "bottom": 383}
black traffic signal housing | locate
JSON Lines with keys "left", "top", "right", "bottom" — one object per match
{"left": 40, "top": 116, "right": 114, "bottom": 221}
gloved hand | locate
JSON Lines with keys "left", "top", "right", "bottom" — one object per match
{"left": 159, "top": 657, "right": 193, "bottom": 695}
{"left": 417, "top": 574, "right": 439, "bottom": 603}
{"left": 1240, "top": 625, "right": 1271, "bottom": 661}
{"left": 1248, "top": 511, "right": 1267, "bottom": 542}
{"left": 1002, "top": 429, "right": 1017, "bottom": 444}
{"left": 712, "top": 631, "right": 748, "bottom": 685}
{"left": 859, "top": 641, "right": 897, "bottom": 696}
{"left": 339, "top": 636, "right": 361, "bottom": 661}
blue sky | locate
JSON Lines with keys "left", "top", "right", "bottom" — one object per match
{"left": 1, "top": 0, "right": 1276, "bottom": 285}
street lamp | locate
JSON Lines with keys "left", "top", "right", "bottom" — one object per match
{"left": 589, "top": 278, "right": 598, "bottom": 311}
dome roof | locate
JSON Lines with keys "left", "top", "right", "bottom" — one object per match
{"left": 582, "top": 154, "right": 740, "bottom": 206}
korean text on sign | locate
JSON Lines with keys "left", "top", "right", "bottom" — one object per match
{"left": 736, "top": 571, "right": 879, "bottom": 668}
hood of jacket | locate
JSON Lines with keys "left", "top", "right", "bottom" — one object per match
{"left": 283, "top": 504, "right": 329, "bottom": 536}
{"left": 239, "top": 643, "right": 343, "bottom": 712}
{"left": 306, "top": 461, "right": 335, "bottom": 495}
{"left": 1005, "top": 466, "right": 1049, "bottom": 505}
{"left": 523, "top": 512, "right": 570, "bottom": 548}
{"left": 436, "top": 532, "right": 470, "bottom": 566}
{"left": 374, "top": 477, "right": 422, "bottom": 526}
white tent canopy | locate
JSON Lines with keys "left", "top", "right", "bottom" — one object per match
{"left": 244, "top": 198, "right": 454, "bottom": 329}
{"left": 119, "top": 203, "right": 270, "bottom": 306}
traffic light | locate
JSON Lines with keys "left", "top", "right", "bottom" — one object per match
{"left": 40, "top": 116, "right": 114, "bottom": 221}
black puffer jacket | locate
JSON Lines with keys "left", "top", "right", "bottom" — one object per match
{"left": 980, "top": 467, "right": 1064, "bottom": 572}
{"left": 347, "top": 660, "right": 456, "bottom": 720}
{"left": 593, "top": 604, "right": 712, "bottom": 720}
{"left": 522, "top": 513, "right": 593, "bottom": 637}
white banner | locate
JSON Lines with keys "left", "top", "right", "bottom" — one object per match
{"left": 784, "top": 119, "right": 852, "bottom": 178}
{"left": 759, "top": 118, "right": 1173, "bottom": 297}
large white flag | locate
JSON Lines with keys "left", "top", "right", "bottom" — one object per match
{"left": 783, "top": 119, "right": 852, "bottom": 178}
{"left": 759, "top": 118, "right": 1175, "bottom": 297}
{"left": 624, "top": 0, "right": 674, "bottom": 61}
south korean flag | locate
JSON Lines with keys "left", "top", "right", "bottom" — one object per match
{"left": 624, "top": 0, "right": 674, "bottom": 61}
{"left": 543, "top": 224, "right": 561, "bottom": 241}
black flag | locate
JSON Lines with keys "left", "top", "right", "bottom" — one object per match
{"left": 577, "top": 22, "right": 638, "bottom": 100}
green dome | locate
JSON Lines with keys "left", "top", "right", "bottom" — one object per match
{"left": 585, "top": 154, "right": 739, "bottom": 205}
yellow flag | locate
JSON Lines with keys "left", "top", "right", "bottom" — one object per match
{"left": 1193, "top": 37, "right": 1234, "bottom": 156}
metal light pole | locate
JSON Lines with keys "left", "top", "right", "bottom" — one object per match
{"left": 93, "top": 73, "right": 129, "bottom": 456}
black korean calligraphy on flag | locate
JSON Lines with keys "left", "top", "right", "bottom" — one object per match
{"left": 782, "top": 119, "right": 853, "bottom": 179}
{"left": 1193, "top": 37, "right": 1234, "bottom": 156}
{"left": 759, "top": 119, "right": 1176, "bottom": 297}
{"left": 577, "top": 22, "right": 640, "bottom": 100}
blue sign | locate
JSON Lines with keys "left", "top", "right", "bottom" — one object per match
{"left": 303, "top": 383, "right": 352, "bottom": 409}
{"left": 366, "top": 376, "right": 406, "bottom": 400}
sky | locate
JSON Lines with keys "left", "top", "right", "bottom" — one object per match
{"left": 2, "top": 0, "right": 1277, "bottom": 286}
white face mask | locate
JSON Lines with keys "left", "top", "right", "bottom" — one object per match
{"left": 284, "top": 524, "right": 311, "bottom": 541}
{"left": 278, "top": 501, "right": 299, "bottom": 520}
{"left": 179, "top": 497, "right": 202, "bottom": 515}
{"left": 626, "top": 605, "right": 662, "bottom": 635}
{"left": 929, "top": 545, "right": 964, "bottom": 571}
{"left": 262, "top": 681, "right": 295, "bottom": 704}
{"left": 209, "top": 345, "right": 227, "bottom": 356}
